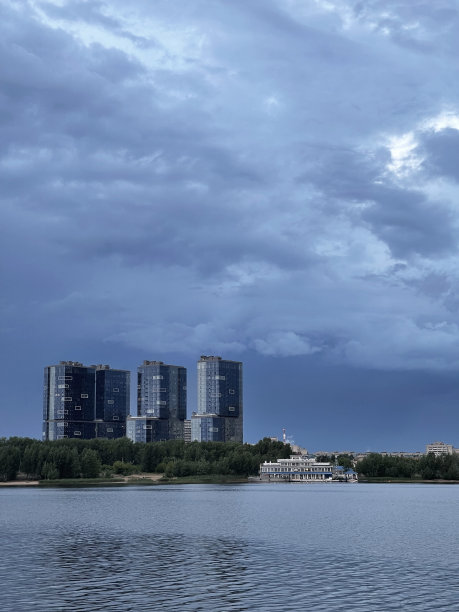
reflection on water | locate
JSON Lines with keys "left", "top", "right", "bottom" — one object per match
{"left": 0, "top": 484, "right": 457, "bottom": 611}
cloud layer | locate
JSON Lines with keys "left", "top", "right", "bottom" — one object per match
{"left": 2, "top": 0, "right": 459, "bottom": 375}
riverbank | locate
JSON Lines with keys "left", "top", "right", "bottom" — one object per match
{"left": 0, "top": 473, "right": 250, "bottom": 487}
{"left": 0, "top": 480, "right": 40, "bottom": 486}
{"left": 160, "top": 474, "right": 249, "bottom": 485}
{"left": 359, "top": 476, "right": 459, "bottom": 484}
{"left": 3, "top": 475, "right": 459, "bottom": 487}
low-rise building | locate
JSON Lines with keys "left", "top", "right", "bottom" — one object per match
{"left": 354, "top": 451, "right": 424, "bottom": 461}
{"left": 259, "top": 455, "right": 357, "bottom": 482}
{"left": 425, "top": 441, "right": 454, "bottom": 456}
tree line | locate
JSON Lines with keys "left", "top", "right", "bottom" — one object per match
{"left": 357, "top": 452, "right": 459, "bottom": 480}
{"left": 316, "top": 454, "right": 354, "bottom": 469}
{"left": 0, "top": 437, "right": 292, "bottom": 481}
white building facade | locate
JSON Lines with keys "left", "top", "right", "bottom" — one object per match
{"left": 425, "top": 441, "right": 454, "bottom": 456}
{"left": 259, "top": 456, "right": 357, "bottom": 482}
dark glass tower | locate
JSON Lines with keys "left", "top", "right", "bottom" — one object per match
{"left": 126, "top": 361, "right": 187, "bottom": 443}
{"left": 94, "top": 365, "right": 131, "bottom": 439}
{"left": 43, "top": 361, "right": 130, "bottom": 440}
{"left": 191, "top": 356, "right": 243, "bottom": 442}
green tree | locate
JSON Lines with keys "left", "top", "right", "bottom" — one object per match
{"left": 80, "top": 449, "right": 102, "bottom": 478}
{"left": 337, "top": 455, "right": 354, "bottom": 470}
{"left": 21, "top": 443, "right": 41, "bottom": 478}
{"left": 41, "top": 461, "right": 59, "bottom": 480}
{"left": 141, "top": 443, "right": 166, "bottom": 472}
{"left": 112, "top": 460, "right": 137, "bottom": 476}
{"left": 0, "top": 446, "right": 21, "bottom": 481}
{"left": 49, "top": 447, "right": 80, "bottom": 478}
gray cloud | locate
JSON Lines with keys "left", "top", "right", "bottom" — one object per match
{"left": 420, "top": 128, "right": 459, "bottom": 182}
{"left": 2, "top": 0, "right": 459, "bottom": 376}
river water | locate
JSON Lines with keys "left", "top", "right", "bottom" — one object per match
{"left": 0, "top": 483, "right": 457, "bottom": 611}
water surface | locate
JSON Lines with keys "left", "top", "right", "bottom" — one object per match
{"left": 0, "top": 483, "right": 457, "bottom": 611}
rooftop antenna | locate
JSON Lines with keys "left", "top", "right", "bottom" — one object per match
{"left": 282, "top": 428, "right": 286, "bottom": 443}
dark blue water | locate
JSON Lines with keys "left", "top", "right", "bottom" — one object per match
{"left": 0, "top": 483, "right": 457, "bottom": 611}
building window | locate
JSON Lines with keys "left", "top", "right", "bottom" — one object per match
{"left": 107, "top": 400, "right": 114, "bottom": 405}
{"left": 113, "top": 416, "right": 119, "bottom": 420}
{"left": 58, "top": 376, "right": 73, "bottom": 381}
{"left": 81, "top": 394, "right": 89, "bottom": 398}
{"left": 229, "top": 389, "right": 235, "bottom": 395}
{"left": 228, "top": 406, "right": 236, "bottom": 412}
{"left": 74, "top": 431, "right": 81, "bottom": 436}
{"left": 156, "top": 400, "right": 167, "bottom": 405}
{"left": 75, "top": 406, "right": 81, "bottom": 411}
{"left": 107, "top": 428, "right": 113, "bottom": 432}
{"left": 62, "top": 397, "right": 72, "bottom": 402}
{"left": 58, "top": 384, "right": 69, "bottom": 389}
{"left": 113, "top": 388, "right": 119, "bottom": 392}
{"left": 152, "top": 375, "right": 163, "bottom": 380}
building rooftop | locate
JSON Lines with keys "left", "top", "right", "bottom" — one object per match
{"left": 58, "top": 361, "right": 84, "bottom": 367}
{"left": 47, "top": 361, "right": 129, "bottom": 372}
{"left": 198, "top": 355, "right": 242, "bottom": 364}
{"left": 140, "top": 360, "right": 185, "bottom": 368}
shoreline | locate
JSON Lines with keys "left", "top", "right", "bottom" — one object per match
{"left": 0, "top": 480, "right": 40, "bottom": 486}
{"left": 0, "top": 474, "right": 250, "bottom": 487}
{"left": 359, "top": 477, "right": 459, "bottom": 484}
{"left": 1, "top": 476, "right": 459, "bottom": 487}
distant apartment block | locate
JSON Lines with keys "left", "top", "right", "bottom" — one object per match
{"left": 43, "top": 361, "right": 130, "bottom": 440}
{"left": 191, "top": 356, "right": 243, "bottom": 443}
{"left": 184, "top": 419, "right": 191, "bottom": 443}
{"left": 353, "top": 451, "right": 424, "bottom": 462}
{"left": 426, "top": 441, "right": 454, "bottom": 456}
{"left": 126, "top": 361, "right": 186, "bottom": 443}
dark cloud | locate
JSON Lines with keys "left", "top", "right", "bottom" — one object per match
{"left": 420, "top": 128, "right": 459, "bottom": 182}
{"left": 361, "top": 188, "right": 455, "bottom": 258}
{"left": 2, "top": 0, "right": 459, "bottom": 445}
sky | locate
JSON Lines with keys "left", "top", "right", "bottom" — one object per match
{"left": 1, "top": 0, "right": 459, "bottom": 451}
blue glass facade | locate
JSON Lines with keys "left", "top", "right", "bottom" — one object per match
{"left": 193, "top": 356, "right": 243, "bottom": 442}
{"left": 43, "top": 361, "right": 130, "bottom": 440}
{"left": 45, "top": 421, "right": 97, "bottom": 441}
{"left": 95, "top": 365, "right": 130, "bottom": 437}
{"left": 126, "top": 417, "right": 170, "bottom": 443}
{"left": 127, "top": 361, "right": 187, "bottom": 443}
{"left": 95, "top": 421, "right": 127, "bottom": 440}
{"left": 190, "top": 414, "right": 225, "bottom": 442}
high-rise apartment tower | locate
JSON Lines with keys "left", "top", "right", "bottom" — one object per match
{"left": 43, "top": 361, "right": 130, "bottom": 440}
{"left": 191, "top": 356, "right": 243, "bottom": 443}
{"left": 126, "top": 361, "right": 187, "bottom": 443}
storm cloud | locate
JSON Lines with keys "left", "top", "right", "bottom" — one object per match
{"left": 2, "top": 0, "right": 459, "bottom": 445}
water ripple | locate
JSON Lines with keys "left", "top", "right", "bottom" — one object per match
{"left": 0, "top": 485, "right": 458, "bottom": 611}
